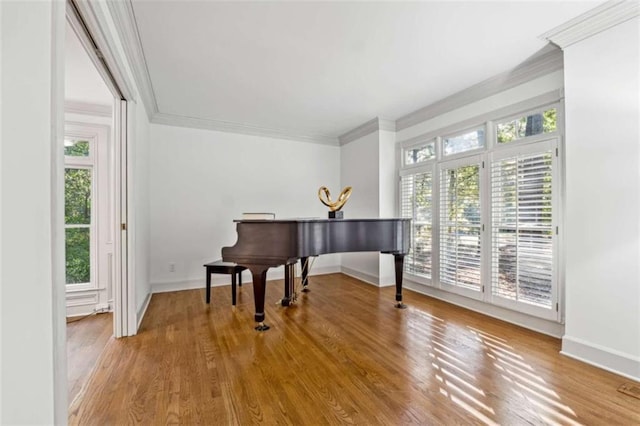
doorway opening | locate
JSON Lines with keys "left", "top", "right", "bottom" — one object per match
{"left": 64, "top": 1, "right": 131, "bottom": 406}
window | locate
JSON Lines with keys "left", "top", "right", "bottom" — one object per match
{"left": 491, "top": 145, "right": 555, "bottom": 311}
{"left": 443, "top": 128, "right": 485, "bottom": 156}
{"left": 404, "top": 141, "right": 435, "bottom": 165}
{"left": 64, "top": 138, "right": 90, "bottom": 156}
{"left": 439, "top": 159, "right": 482, "bottom": 292}
{"left": 399, "top": 100, "right": 561, "bottom": 321}
{"left": 496, "top": 107, "right": 557, "bottom": 144}
{"left": 401, "top": 171, "right": 433, "bottom": 278}
{"left": 64, "top": 135, "right": 95, "bottom": 287}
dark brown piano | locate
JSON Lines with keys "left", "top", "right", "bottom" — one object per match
{"left": 222, "top": 218, "right": 411, "bottom": 330}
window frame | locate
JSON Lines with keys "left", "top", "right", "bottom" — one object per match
{"left": 488, "top": 138, "right": 559, "bottom": 320}
{"left": 400, "top": 163, "right": 437, "bottom": 284}
{"left": 64, "top": 135, "right": 98, "bottom": 292}
{"left": 437, "top": 154, "right": 485, "bottom": 300}
{"left": 401, "top": 138, "right": 437, "bottom": 169}
{"left": 441, "top": 125, "right": 487, "bottom": 160}
{"left": 398, "top": 97, "right": 564, "bottom": 323}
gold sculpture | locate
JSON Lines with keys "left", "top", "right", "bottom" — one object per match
{"left": 318, "top": 186, "right": 352, "bottom": 212}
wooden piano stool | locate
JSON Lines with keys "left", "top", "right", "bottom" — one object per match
{"left": 203, "top": 260, "right": 247, "bottom": 306}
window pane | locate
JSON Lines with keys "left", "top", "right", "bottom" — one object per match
{"left": 444, "top": 129, "right": 485, "bottom": 156}
{"left": 405, "top": 142, "right": 435, "bottom": 165}
{"left": 66, "top": 227, "right": 90, "bottom": 284}
{"left": 440, "top": 164, "right": 481, "bottom": 291}
{"left": 65, "top": 168, "right": 92, "bottom": 225}
{"left": 401, "top": 172, "right": 433, "bottom": 278}
{"left": 497, "top": 108, "right": 557, "bottom": 144}
{"left": 491, "top": 151, "right": 553, "bottom": 308}
{"left": 64, "top": 139, "right": 90, "bottom": 156}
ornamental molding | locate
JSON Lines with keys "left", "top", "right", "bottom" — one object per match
{"left": 540, "top": 0, "right": 639, "bottom": 49}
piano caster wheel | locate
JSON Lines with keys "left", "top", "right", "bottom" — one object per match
{"left": 281, "top": 298, "right": 290, "bottom": 307}
{"left": 395, "top": 302, "right": 407, "bottom": 309}
{"left": 255, "top": 322, "right": 270, "bottom": 331}
{"left": 301, "top": 286, "right": 310, "bottom": 293}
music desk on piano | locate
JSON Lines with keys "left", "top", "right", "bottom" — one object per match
{"left": 222, "top": 218, "right": 411, "bottom": 331}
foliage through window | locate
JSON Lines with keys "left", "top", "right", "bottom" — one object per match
{"left": 440, "top": 162, "right": 482, "bottom": 291}
{"left": 497, "top": 108, "right": 557, "bottom": 144}
{"left": 401, "top": 172, "right": 433, "bottom": 278}
{"left": 405, "top": 141, "right": 435, "bottom": 165}
{"left": 444, "top": 128, "right": 485, "bottom": 156}
{"left": 65, "top": 167, "right": 92, "bottom": 284}
{"left": 64, "top": 139, "right": 90, "bottom": 157}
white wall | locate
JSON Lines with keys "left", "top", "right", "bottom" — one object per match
{"left": 340, "top": 131, "right": 381, "bottom": 283}
{"left": 149, "top": 124, "right": 341, "bottom": 291}
{"left": 562, "top": 18, "right": 640, "bottom": 380}
{"left": 0, "top": 1, "right": 62, "bottom": 423}
{"left": 339, "top": 127, "right": 399, "bottom": 286}
{"left": 378, "top": 129, "right": 398, "bottom": 285}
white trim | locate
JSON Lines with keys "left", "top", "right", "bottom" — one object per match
{"left": 339, "top": 117, "right": 396, "bottom": 146}
{"left": 561, "top": 335, "right": 640, "bottom": 381}
{"left": 67, "top": 1, "right": 131, "bottom": 101}
{"left": 340, "top": 266, "right": 380, "bottom": 286}
{"left": 151, "top": 265, "right": 342, "bottom": 294}
{"left": 540, "top": 0, "right": 640, "bottom": 49}
{"left": 396, "top": 48, "right": 563, "bottom": 131}
{"left": 152, "top": 112, "right": 339, "bottom": 146}
{"left": 65, "top": 100, "right": 112, "bottom": 117}
{"left": 106, "top": 0, "right": 158, "bottom": 116}
{"left": 136, "top": 292, "right": 151, "bottom": 331}
{"left": 404, "top": 279, "right": 565, "bottom": 338}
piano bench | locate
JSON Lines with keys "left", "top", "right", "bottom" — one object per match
{"left": 203, "top": 260, "right": 247, "bottom": 306}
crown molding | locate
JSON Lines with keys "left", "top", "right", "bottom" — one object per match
{"left": 65, "top": 101, "right": 112, "bottom": 117}
{"left": 540, "top": 0, "right": 639, "bottom": 49}
{"left": 339, "top": 117, "right": 396, "bottom": 145}
{"left": 395, "top": 47, "right": 563, "bottom": 132}
{"left": 106, "top": 0, "right": 159, "bottom": 118}
{"left": 152, "top": 112, "right": 339, "bottom": 146}
{"left": 339, "top": 118, "right": 378, "bottom": 145}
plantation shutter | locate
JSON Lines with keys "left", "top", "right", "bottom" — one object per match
{"left": 401, "top": 171, "right": 433, "bottom": 278}
{"left": 439, "top": 161, "right": 482, "bottom": 291}
{"left": 491, "top": 149, "right": 554, "bottom": 309}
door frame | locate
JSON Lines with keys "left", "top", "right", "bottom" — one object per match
{"left": 66, "top": 0, "right": 137, "bottom": 337}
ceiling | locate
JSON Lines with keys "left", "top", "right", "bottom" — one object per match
{"left": 65, "top": 22, "right": 113, "bottom": 106}
{"left": 127, "top": 1, "right": 600, "bottom": 141}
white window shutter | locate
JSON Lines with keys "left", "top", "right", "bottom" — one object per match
{"left": 491, "top": 150, "right": 554, "bottom": 309}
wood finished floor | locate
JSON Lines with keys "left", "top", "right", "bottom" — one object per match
{"left": 69, "top": 274, "right": 639, "bottom": 425}
{"left": 67, "top": 312, "right": 113, "bottom": 404}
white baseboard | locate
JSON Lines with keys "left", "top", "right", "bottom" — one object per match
{"left": 561, "top": 335, "right": 640, "bottom": 382}
{"left": 136, "top": 292, "right": 152, "bottom": 331}
{"left": 403, "top": 279, "right": 565, "bottom": 338}
{"left": 150, "top": 265, "right": 342, "bottom": 294}
{"left": 340, "top": 266, "right": 379, "bottom": 286}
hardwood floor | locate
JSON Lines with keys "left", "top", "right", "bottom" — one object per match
{"left": 69, "top": 274, "right": 639, "bottom": 425}
{"left": 67, "top": 312, "right": 113, "bottom": 405}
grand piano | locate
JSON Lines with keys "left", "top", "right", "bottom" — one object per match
{"left": 222, "top": 218, "right": 411, "bottom": 330}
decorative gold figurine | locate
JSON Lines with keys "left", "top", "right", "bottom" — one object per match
{"left": 318, "top": 186, "right": 352, "bottom": 212}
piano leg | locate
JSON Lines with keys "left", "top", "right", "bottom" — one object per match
{"left": 249, "top": 266, "right": 270, "bottom": 331}
{"left": 394, "top": 254, "right": 407, "bottom": 309}
{"left": 300, "top": 256, "right": 310, "bottom": 292}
